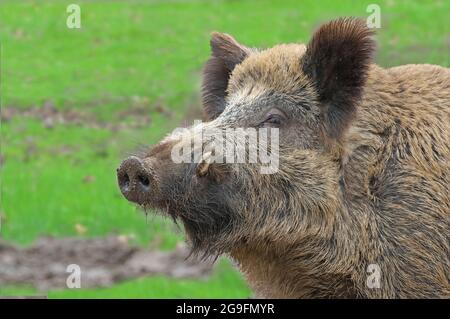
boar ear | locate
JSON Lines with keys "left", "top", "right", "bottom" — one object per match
{"left": 301, "top": 18, "right": 376, "bottom": 139}
{"left": 202, "top": 32, "right": 251, "bottom": 120}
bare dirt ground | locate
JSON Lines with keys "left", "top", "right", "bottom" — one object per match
{"left": 0, "top": 236, "right": 214, "bottom": 291}
{"left": 0, "top": 100, "right": 167, "bottom": 131}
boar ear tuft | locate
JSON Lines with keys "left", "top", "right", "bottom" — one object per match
{"left": 301, "top": 18, "right": 376, "bottom": 139}
{"left": 202, "top": 33, "right": 251, "bottom": 121}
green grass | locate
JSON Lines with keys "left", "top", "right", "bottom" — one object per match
{"left": 1, "top": 0, "right": 448, "bottom": 112}
{"left": 1, "top": 116, "right": 180, "bottom": 247}
{"left": 0, "top": 0, "right": 448, "bottom": 298}
{"left": 0, "top": 259, "right": 251, "bottom": 298}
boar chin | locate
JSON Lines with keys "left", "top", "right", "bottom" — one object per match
{"left": 172, "top": 199, "right": 238, "bottom": 255}
{"left": 144, "top": 178, "right": 240, "bottom": 255}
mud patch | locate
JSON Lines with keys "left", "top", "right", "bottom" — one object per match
{"left": 1, "top": 100, "right": 159, "bottom": 131}
{"left": 0, "top": 236, "right": 214, "bottom": 291}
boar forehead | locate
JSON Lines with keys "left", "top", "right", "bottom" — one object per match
{"left": 222, "top": 44, "right": 319, "bottom": 122}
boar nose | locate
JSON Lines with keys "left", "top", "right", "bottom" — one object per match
{"left": 117, "top": 156, "right": 152, "bottom": 204}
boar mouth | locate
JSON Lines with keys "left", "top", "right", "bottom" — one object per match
{"left": 161, "top": 202, "right": 238, "bottom": 255}
{"left": 117, "top": 155, "right": 239, "bottom": 255}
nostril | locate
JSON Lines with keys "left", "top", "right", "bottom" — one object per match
{"left": 123, "top": 173, "right": 130, "bottom": 189}
{"left": 137, "top": 173, "right": 150, "bottom": 188}
{"left": 118, "top": 171, "right": 131, "bottom": 193}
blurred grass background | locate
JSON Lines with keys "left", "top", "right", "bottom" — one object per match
{"left": 0, "top": 0, "right": 448, "bottom": 298}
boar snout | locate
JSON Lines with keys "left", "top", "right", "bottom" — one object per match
{"left": 117, "top": 156, "right": 154, "bottom": 205}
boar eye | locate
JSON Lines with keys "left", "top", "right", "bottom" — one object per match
{"left": 260, "top": 109, "right": 286, "bottom": 128}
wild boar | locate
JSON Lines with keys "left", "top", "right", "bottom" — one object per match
{"left": 117, "top": 18, "right": 449, "bottom": 298}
